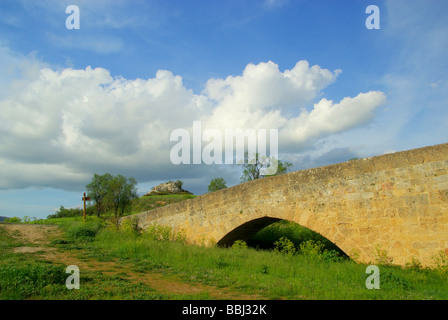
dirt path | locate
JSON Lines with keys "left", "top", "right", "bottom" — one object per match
{"left": 0, "top": 223, "right": 261, "bottom": 300}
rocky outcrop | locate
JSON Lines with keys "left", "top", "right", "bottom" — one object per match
{"left": 144, "top": 180, "right": 192, "bottom": 196}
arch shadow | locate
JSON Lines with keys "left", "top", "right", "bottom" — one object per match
{"left": 217, "top": 217, "right": 282, "bottom": 247}
{"left": 216, "top": 216, "right": 349, "bottom": 259}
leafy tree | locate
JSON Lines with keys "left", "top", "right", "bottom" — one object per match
{"left": 103, "top": 174, "right": 138, "bottom": 228}
{"left": 86, "top": 173, "right": 113, "bottom": 217}
{"left": 4, "top": 217, "right": 23, "bottom": 223}
{"left": 239, "top": 152, "right": 293, "bottom": 182}
{"left": 276, "top": 160, "right": 293, "bottom": 175}
{"left": 207, "top": 177, "right": 228, "bottom": 193}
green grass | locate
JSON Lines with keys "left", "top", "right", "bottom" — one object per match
{"left": 0, "top": 222, "right": 213, "bottom": 300}
{"left": 4, "top": 211, "right": 448, "bottom": 300}
{"left": 0, "top": 262, "right": 208, "bottom": 300}
{"left": 0, "top": 264, "right": 67, "bottom": 299}
{"left": 85, "top": 225, "right": 448, "bottom": 300}
{"left": 0, "top": 227, "right": 68, "bottom": 300}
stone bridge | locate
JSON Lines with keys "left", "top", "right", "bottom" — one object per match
{"left": 124, "top": 143, "right": 448, "bottom": 266}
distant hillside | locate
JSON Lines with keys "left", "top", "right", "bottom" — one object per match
{"left": 0, "top": 216, "right": 9, "bottom": 222}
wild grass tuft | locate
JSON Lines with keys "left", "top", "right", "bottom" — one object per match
{"left": 0, "top": 264, "right": 67, "bottom": 300}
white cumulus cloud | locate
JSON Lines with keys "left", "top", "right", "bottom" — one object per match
{"left": 0, "top": 48, "right": 386, "bottom": 190}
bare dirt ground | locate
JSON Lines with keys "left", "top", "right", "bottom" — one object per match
{"left": 0, "top": 223, "right": 261, "bottom": 300}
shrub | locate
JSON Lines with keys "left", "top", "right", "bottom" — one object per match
{"left": 381, "top": 271, "right": 412, "bottom": 291}
{"left": 431, "top": 250, "right": 448, "bottom": 274}
{"left": 232, "top": 240, "right": 248, "bottom": 249}
{"left": 142, "top": 224, "right": 175, "bottom": 241}
{"left": 119, "top": 216, "right": 140, "bottom": 234}
{"left": 175, "top": 180, "right": 183, "bottom": 188}
{"left": 298, "top": 240, "right": 325, "bottom": 260}
{"left": 4, "top": 217, "right": 22, "bottom": 223}
{"left": 374, "top": 244, "right": 393, "bottom": 266}
{"left": 321, "top": 249, "right": 346, "bottom": 262}
{"left": 67, "top": 223, "right": 102, "bottom": 242}
{"left": 405, "top": 256, "right": 423, "bottom": 272}
{"left": 273, "top": 237, "right": 296, "bottom": 255}
{"left": 47, "top": 205, "right": 94, "bottom": 219}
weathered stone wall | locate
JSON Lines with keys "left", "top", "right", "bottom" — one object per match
{"left": 123, "top": 143, "right": 448, "bottom": 266}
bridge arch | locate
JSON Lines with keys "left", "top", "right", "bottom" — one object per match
{"left": 125, "top": 143, "right": 448, "bottom": 267}
{"left": 217, "top": 217, "right": 282, "bottom": 247}
{"left": 217, "top": 217, "right": 349, "bottom": 258}
{"left": 211, "top": 209, "right": 355, "bottom": 258}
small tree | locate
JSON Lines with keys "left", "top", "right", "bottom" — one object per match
{"left": 86, "top": 173, "right": 113, "bottom": 217}
{"left": 103, "top": 174, "right": 138, "bottom": 228}
{"left": 208, "top": 177, "right": 228, "bottom": 193}
{"left": 239, "top": 152, "right": 293, "bottom": 182}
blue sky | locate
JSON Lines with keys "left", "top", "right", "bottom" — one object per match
{"left": 0, "top": 0, "right": 447, "bottom": 219}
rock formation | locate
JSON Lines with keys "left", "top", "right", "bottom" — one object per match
{"left": 144, "top": 180, "right": 192, "bottom": 196}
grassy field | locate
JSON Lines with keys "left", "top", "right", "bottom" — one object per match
{"left": 2, "top": 216, "right": 447, "bottom": 300}
{"left": 1, "top": 194, "right": 447, "bottom": 300}
{"left": 0, "top": 219, "right": 215, "bottom": 300}
{"left": 91, "top": 224, "right": 448, "bottom": 299}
